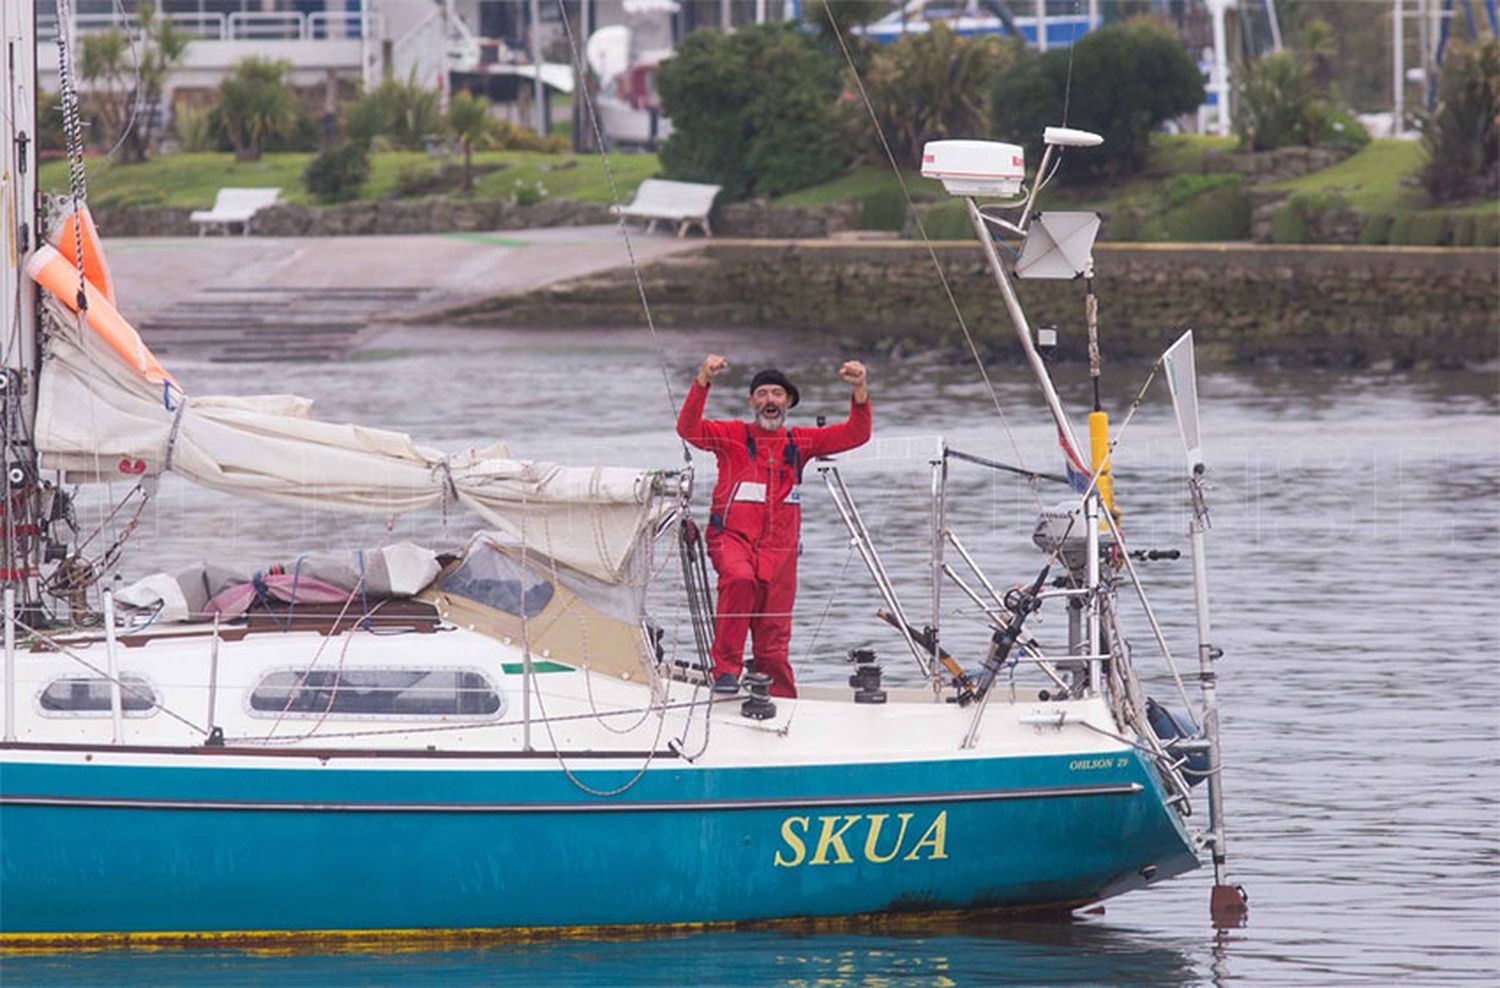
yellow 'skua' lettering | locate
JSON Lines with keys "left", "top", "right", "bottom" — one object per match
{"left": 772, "top": 810, "right": 949, "bottom": 867}
{"left": 903, "top": 810, "right": 949, "bottom": 861}
{"left": 773, "top": 816, "right": 810, "bottom": 868}
{"left": 810, "top": 814, "right": 863, "bottom": 865}
{"left": 863, "top": 812, "right": 915, "bottom": 864}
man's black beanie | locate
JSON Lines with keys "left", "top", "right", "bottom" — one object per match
{"left": 748, "top": 369, "right": 800, "bottom": 408}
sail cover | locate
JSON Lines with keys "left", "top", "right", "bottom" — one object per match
{"left": 33, "top": 299, "right": 658, "bottom": 583}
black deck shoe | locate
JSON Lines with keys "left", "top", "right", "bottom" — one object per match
{"left": 712, "top": 672, "right": 740, "bottom": 694}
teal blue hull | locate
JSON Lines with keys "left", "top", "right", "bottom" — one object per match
{"left": 0, "top": 750, "right": 1198, "bottom": 936}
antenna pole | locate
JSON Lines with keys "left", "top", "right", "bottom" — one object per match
{"left": 964, "top": 197, "right": 1088, "bottom": 470}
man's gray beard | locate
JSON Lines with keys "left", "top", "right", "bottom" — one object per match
{"left": 755, "top": 410, "right": 784, "bottom": 431}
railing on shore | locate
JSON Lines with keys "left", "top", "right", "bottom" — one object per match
{"left": 38, "top": 10, "right": 378, "bottom": 44}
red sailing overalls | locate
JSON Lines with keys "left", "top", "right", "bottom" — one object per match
{"left": 676, "top": 380, "right": 872, "bottom": 697}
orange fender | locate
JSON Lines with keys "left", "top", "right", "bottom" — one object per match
{"left": 48, "top": 202, "right": 116, "bottom": 306}
{"left": 25, "top": 244, "right": 174, "bottom": 386}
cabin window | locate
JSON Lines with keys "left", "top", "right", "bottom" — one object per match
{"left": 249, "top": 668, "right": 503, "bottom": 718}
{"left": 39, "top": 675, "right": 157, "bottom": 715}
{"left": 440, "top": 544, "right": 555, "bottom": 618}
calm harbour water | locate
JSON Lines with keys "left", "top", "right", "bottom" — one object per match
{"left": 3, "top": 325, "right": 1496, "bottom": 986}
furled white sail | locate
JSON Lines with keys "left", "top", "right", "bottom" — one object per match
{"left": 33, "top": 300, "right": 658, "bottom": 582}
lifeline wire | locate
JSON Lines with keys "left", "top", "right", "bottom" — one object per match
{"left": 15, "top": 617, "right": 209, "bottom": 737}
{"left": 517, "top": 476, "right": 672, "bottom": 798}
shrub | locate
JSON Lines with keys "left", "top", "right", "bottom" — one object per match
{"left": 1403, "top": 212, "right": 1452, "bottom": 245}
{"left": 1359, "top": 212, "right": 1394, "bottom": 245}
{"left": 1156, "top": 176, "right": 1249, "bottom": 240}
{"left": 906, "top": 200, "right": 972, "bottom": 241}
{"left": 304, "top": 141, "right": 370, "bottom": 203}
{"left": 479, "top": 118, "right": 564, "bottom": 153}
{"left": 395, "top": 163, "right": 445, "bottom": 198}
{"left": 1473, "top": 210, "right": 1500, "bottom": 247}
{"left": 1106, "top": 207, "right": 1144, "bottom": 242}
{"left": 858, "top": 186, "right": 906, "bottom": 231}
{"left": 1419, "top": 38, "right": 1500, "bottom": 204}
{"left": 1108, "top": 174, "right": 1249, "bottom": 242}
{"left": 1449, "top": 213, "right": 1476, "bottom": 246}
{"left": 1316, "top": 109, "right": 1370, "bottom": 151}
{"left": 1236, "top": 51, "right": 1320, "bottom": 150}
{"left": 1272, "top": 190, "right": 1349, "bottom": 243}
{"left": 657, "top": 23, "right": 848, "bottom": 201}
{"left": 216, "top": 57, "right": 300, "bottom": 161}
{"left": 991, "top": 17, "right": 1203, "bottom": 184}
{"left": 1386, "top": 213, "right": 1416, "bottom": 244}
{"left": 172, "top": 103, "right": 216, "bottom": 152}
{"left": 512, "top": 179, "right": 547, "bottom": 206}
{"left": 1236, "top": 46, "right": 1371, "bottom": 154}
{"left": 346, "top": 72, "right": 442, "bottom": 151}
{"left": 863, "top": 23, "right": 1022, "bottom": 168}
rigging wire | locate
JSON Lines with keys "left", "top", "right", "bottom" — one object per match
{"left": 820, "top": 4, "right": 1037, "bottom": 498}
{"left": 261, "top": 579, "right": 366, "bottom": 741}
{"left": 550, "top": 0, "right": 688, "bottom": 459}
{"left": 49, "top": 4, "right": 147, "bottom": 613}
{"left": 100, "top": 0, "right": 146, "bottom": 162}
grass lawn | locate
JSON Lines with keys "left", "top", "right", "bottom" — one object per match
{"left": 467, "top": 150, "right": 659, "bottom": 203}
{"left": 38, "top": 149, "right": 662, "bottom": 209}
{"left": 772, "top": 135, "right": 1241, "bottom": 217}
{"left": 40, "top": 152, "right": 309, "bottom": 207}
{"left": 1143, "top": 133, "right": 1239, "bottom": 176}
{"left": 1269, "top": 139, "right": 1429, "bottom": 213}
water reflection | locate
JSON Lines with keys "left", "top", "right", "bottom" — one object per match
{"left": 0, "top": 919, "right": 1209, "bottom": 987}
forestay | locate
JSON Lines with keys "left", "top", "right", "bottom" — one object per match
{"left": 33, "top": 300, "right": 659, "bottom": 583}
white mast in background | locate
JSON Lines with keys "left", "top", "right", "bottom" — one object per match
{"left": 1206, "top": 0, "right": 1232, "bottom": 136}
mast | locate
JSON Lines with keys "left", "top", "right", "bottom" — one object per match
{"left": 1, "top": 0, "right": 42, "bottom": 611}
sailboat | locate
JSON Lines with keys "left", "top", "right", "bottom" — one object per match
{"left": 0, "top": 1, "right": 1246, "bottom": 946}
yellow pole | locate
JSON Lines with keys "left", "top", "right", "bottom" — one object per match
{"left": 1089, "top": 409, "right": 1117, "bottom": 519}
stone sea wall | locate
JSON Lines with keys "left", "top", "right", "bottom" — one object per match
{"left": 440, "top": 241, "right": 1500, "bottom": 369}
{"left": 90, "top": 196, "right": 861, "bottom": 239}
{"left": 92, "top": 197, "right": 614, "bottom": 237}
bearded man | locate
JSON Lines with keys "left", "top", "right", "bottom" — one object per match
{"left": 676, "top": 354, "right": 872, "bottom": 698}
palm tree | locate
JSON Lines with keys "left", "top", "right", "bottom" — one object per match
{"left": 217, "top": 57, "right": 300, "bottom": 162}
{"left": 127, "top": 3, "right": 190, "bottom": 163}
{"left": 446, "top": 89, "right": 500, "bottom": 194}
{"left": 77, "top": 2, "right": 188, "bottom": 163}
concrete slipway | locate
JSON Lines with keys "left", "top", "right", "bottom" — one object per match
{"left": 101, "top": 227, "right": 702, "bottom": 361}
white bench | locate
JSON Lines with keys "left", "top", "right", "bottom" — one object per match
{"left": 190, "top": 187, "right": 281, "bottom": 236}
{"left": 612, "top": 179, "right": 722, "bottom": 237}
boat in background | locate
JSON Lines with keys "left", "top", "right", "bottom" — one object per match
{"left": 586, "top": 0, "right": 679, "bottom": 148}
{"left": 857, "top": 0, "right": 1099, "bottom": 49}
{"left": 0, "top": 0, "right": 1246, "bottom": 946}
